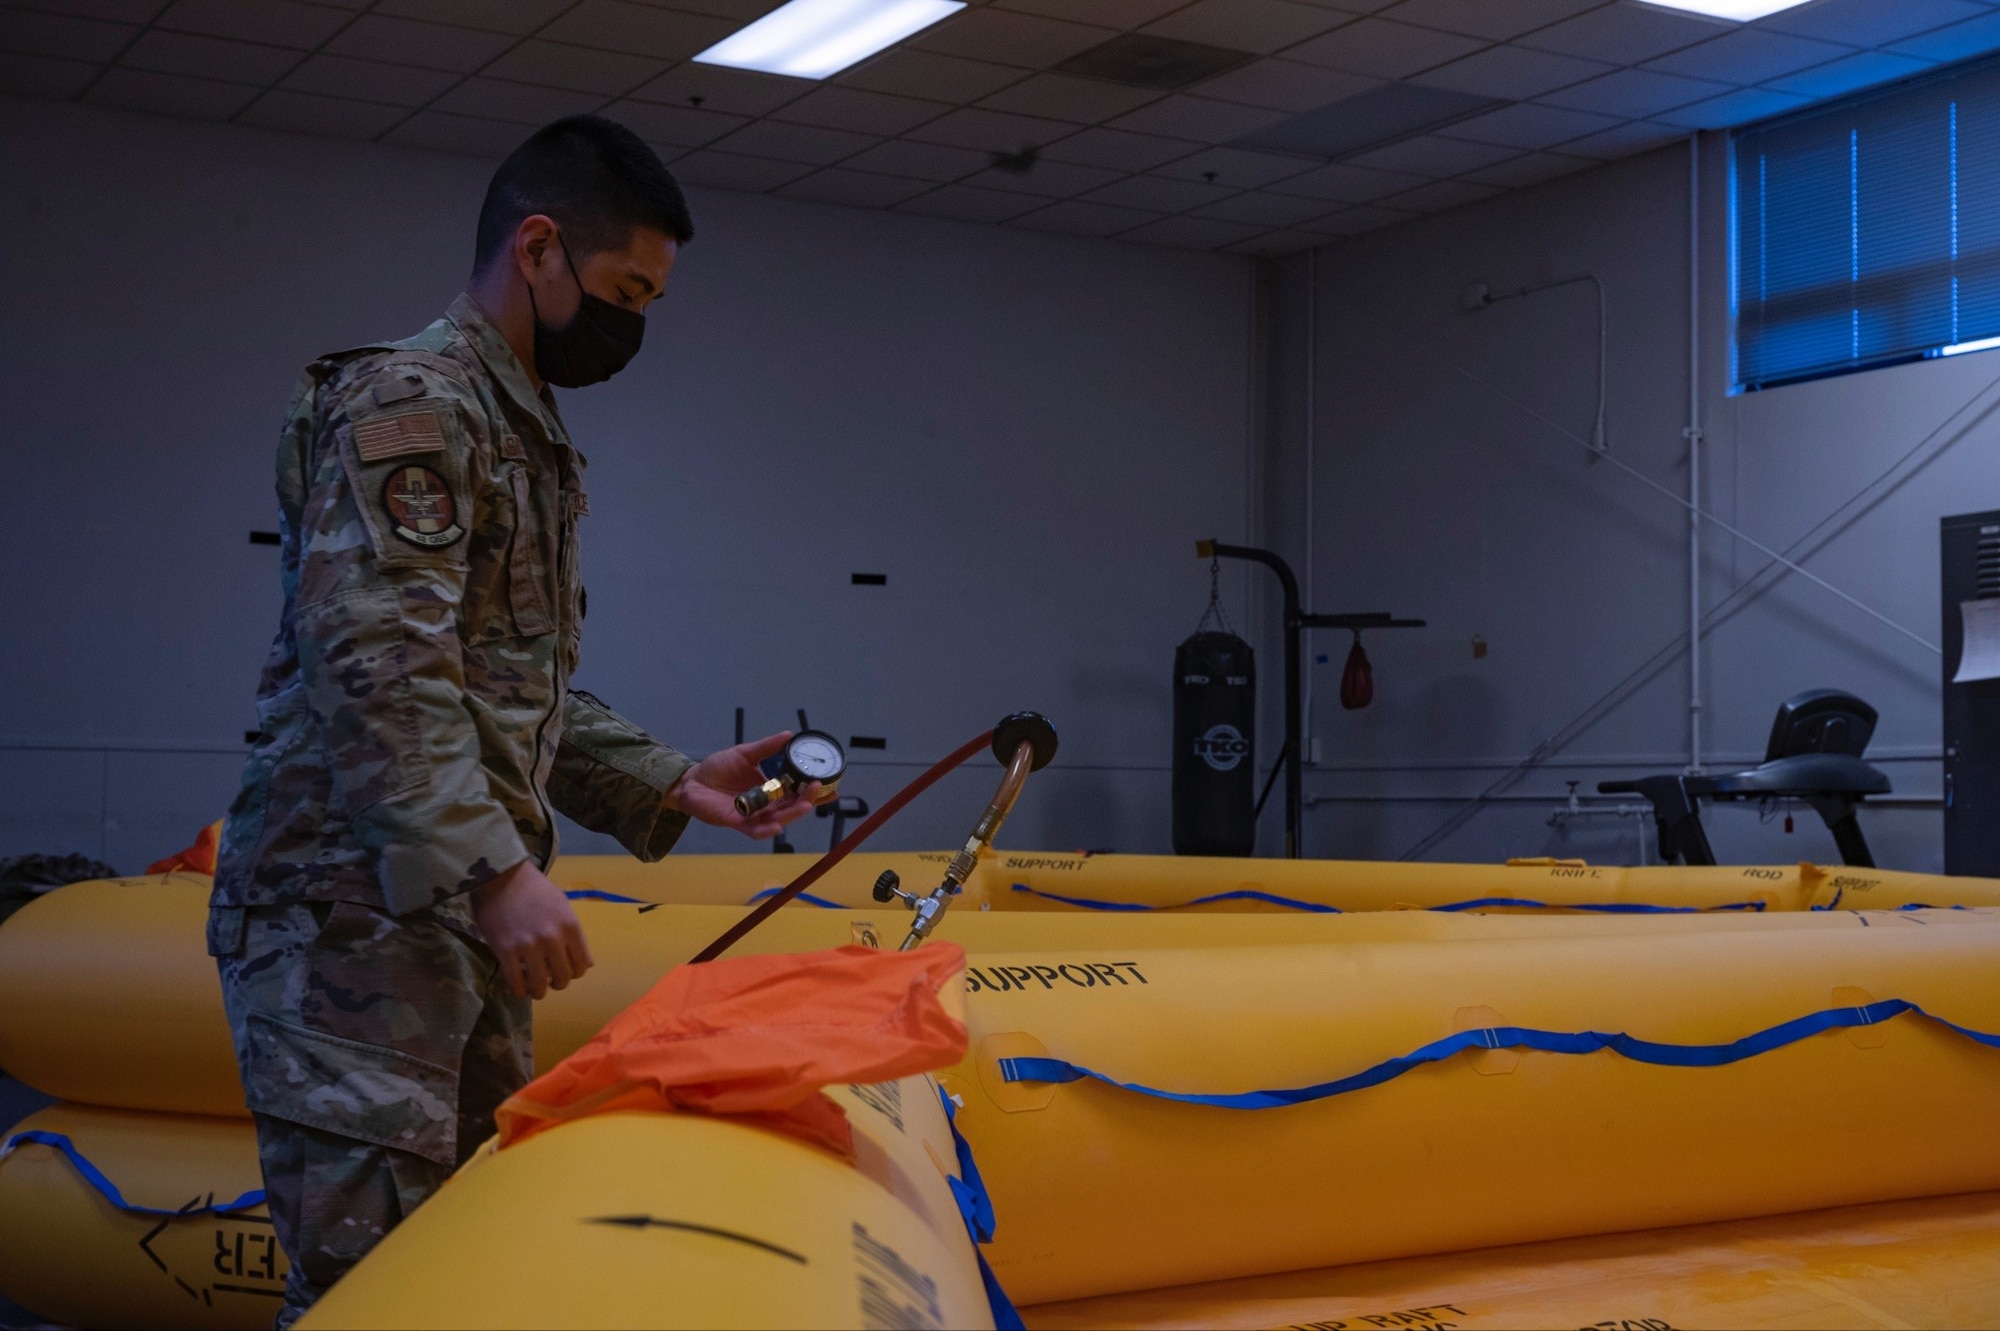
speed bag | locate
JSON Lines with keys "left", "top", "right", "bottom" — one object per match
{"left": 1172, "top": 631, "right": 1256, "bottom": 856}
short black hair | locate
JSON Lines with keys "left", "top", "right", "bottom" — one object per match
{"left": 473, "top": 115, "right": 693, "bottom": 273}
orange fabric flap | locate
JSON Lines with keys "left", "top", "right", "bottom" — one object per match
{"left": 147, "top": 820, "right": 223, "bottom": 876}
{"left": 497, "top": 942, "right": 969, "bottom": 1159}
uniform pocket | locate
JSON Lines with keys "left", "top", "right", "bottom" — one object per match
{"left": 503, "top": 464, "right": 556, "bottom": 637}
{"left": 296, "top": 586, "right": 429, "bottom": 819}
{"left": 238, "top": 1010, "right": 461, "bottom": 1165}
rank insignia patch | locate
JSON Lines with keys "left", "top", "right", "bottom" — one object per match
{"left": 381, "top": 466, "right": 464, "bottom": 548}
{"left": 355, "top": 410, "right": 445, "bottom": 462}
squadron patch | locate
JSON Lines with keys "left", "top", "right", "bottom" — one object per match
{"left": 355, "top": 410, "right": 446, "bottom": 462}
{"left": 381, "top": 465, "right": 464, "bottom": 548}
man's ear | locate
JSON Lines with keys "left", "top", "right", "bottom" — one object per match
{"left": 513, "top": 214, "right": 559, "bottom": 282}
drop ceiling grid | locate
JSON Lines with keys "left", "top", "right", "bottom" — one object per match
{"left": 5, "top": 0, "right": 2000, "bottom": 255}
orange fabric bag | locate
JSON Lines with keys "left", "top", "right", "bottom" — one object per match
{"left": 496, "top": 942, "right": 968, "bottom": 1159}
{"left": 147, "top": 820, "right": 223, "bottom": 875}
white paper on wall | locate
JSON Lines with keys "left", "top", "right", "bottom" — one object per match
{"left": 1953, "top": 598, "right": 2000, "bottom": 684}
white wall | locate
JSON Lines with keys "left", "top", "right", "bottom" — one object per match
{"left": 0, "top": 97, "right": 1256, "bottom": 870}
{"left": 1265, "top": 136, "right": 1997, "bottom": 871}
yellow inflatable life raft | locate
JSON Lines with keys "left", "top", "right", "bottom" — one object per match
{"left": 296, "top": 1077, "right": 995, "bottom": 1331}
{"left": 946, "top": 921, "right": 2000, "bottom": 1305}
{"left": 1, "top": 877, "right": 1957, "bottom": 1117}
{"left": 0, "top": 1102, "right": 284, "bottom": 1331}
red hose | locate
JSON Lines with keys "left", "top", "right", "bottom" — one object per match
{"left": 690, "top": 729, "right": 996, "bottom": 963}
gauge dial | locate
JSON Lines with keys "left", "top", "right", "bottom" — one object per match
{"left": 786, "top": 731, "right": 846, "bottom": 783}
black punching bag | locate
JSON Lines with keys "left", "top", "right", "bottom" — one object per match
{"left": 1173, "top": 631, "right": 1256, "bottom": 856}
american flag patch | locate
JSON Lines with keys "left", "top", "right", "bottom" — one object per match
{"left": 354, "top": 411, "right": 446, "bottom": 462}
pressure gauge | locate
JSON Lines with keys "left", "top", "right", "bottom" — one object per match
{"left": 735, "top": 729, "right": 847, "bottom": 817}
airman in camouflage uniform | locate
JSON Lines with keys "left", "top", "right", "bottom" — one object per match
{"left": 212, "top": 116, "right": 821, "bottom": 1327}
{"left": 210, "top": 291, "right": 692, "bottom": 1322}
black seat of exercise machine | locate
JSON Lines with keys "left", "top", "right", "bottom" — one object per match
{"left": 1598, "top": 690, "right": 1891, "bottom": 867}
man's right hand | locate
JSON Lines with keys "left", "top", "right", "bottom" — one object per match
{"left": 471, "top": 859, "right": 593, "bottom": 999}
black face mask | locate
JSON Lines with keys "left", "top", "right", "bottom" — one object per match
{"left": 529, "top": 234, "right": 645, "bottom": 388}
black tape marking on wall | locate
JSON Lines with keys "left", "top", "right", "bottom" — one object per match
{"left": 249, "top": 531, "right": 281, "bottom": 546}
{"left": 849, "top": 736, "right": 887, "bottom": 750}
{"left": 851, "top": 573, "right": 887, "bottom": 585}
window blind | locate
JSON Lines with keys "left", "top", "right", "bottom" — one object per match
{"left": 1734, "top": 55, "right": 2000, "bottom": 391}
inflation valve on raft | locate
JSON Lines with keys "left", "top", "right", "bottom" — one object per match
{"left": 874, "top": 711, "right": 1059, "bottom": 950}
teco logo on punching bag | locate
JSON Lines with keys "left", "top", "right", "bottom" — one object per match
{"left": 1194, "top": 723, "right": 1249, "bottom": 772}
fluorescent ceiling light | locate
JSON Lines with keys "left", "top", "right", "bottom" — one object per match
{"left": 1936, "top": 334, "right": 2000, "bottom": 358}
{"left": 1632, "top": 0, "right": 1816, "bottom": 20}
{"left": 695, "top": 0, "right": 965, "bottom": 80}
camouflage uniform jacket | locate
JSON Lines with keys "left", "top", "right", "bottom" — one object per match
{"left": 215, "top": 294, "right": 694, "bottom": 923}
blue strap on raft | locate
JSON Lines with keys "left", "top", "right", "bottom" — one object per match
{"left": 999, "top": 999, "right": 2000, "bottom": 1111}
{"left": 936, "top": 1086, "right": 1024, "bottom": 1331}
{"left": 563, "top": 889, "right": 644, "bottom": 904}
{"left": 1008, "top": 883, "right": 1768, "bottom": 914}
{"left": 0, "top": 1130, "right": 267, "bottom": 1216}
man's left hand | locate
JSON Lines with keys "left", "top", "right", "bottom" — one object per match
{"left": 665, "top": 731, "right": 827, "bottom": 840}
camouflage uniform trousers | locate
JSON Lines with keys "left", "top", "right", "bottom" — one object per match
{"left": 210, "top": 898, "right": 530, "bottom": 1328}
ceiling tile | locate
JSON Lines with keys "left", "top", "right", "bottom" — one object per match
{"left": 1285, "top": 18, "right": 1485, "bottom": 79}
{"left": 1519, "top": 4, "right": 1732, "bottom": 66}
{"left": 1766, "top": 50, "right": 1935, "bottom": 100}
{"left": 0, "top": 50, "right": 99, "bottom": 97}
{"left": 1386, "top": 177, "right": 1500, "bottom": 211}
{"left": 1300, "top": 202, "right": 1415, "bottom": 234}
{"left": 325, "top": 17, "right": 512, "bottom": 73}
{"left": 626, "top": 63, "right": 808, "bottom": 117}
{"left": 1005, "top": 199, "right": 1165, "bottom": 238}
{"left": 1192, "top": 57, "right": 1379, "bottom": 112}
{"left": 4, "top": 1, "right": 168, "bottom": 21}
{"left": 1412, "top": 44, "right": 1612, "bottom": 100}
{"left": 667, "top": 150, "right": 815, "bottom": 191}
{"left": 1644, "top": 28, "right": 1854, "bottom": 84}
{"left": 1459, "top": 149, "right": 1595, "bottom": 187}
{"left": 1084, "top": 172, "right": 1233, "bottom": 211}
{"left": 1140, "top": 0, "right": 1349, "bottom": 55}
{"left": 978, "top": 72, "right": 1163, "bottom": 123}
{"left": 1559, "top": 118, "right": 1687, "bottom": 159}
{"left": 965, "top": 157, "right": 1126, "bottom": 196}
{"left": 1266, "top": 159, "right": 1428, "bottom": 200}
{"left": 769, "top": 85, "right": 949, "bottom": 135}
{"left": 1108, "top": 93, "right": 1287, "bottom": 140}
{"left": 87, "top": 65, "right": 259, "bottom": 117}
{"left": 907, "top": 106, "right": 1076, "bottom": 151}
{"left": 483, "top": 40, "right": 666, "bottom": 95}
{"left": 992, "top": 0, "right": 1189, "bottom": 27}
{"left": 1348, "top": 132, "right": 1516, "bottom": 175}
{"left": 1226, "top": 228, "right": 1328, "bottom": 254}
{"left": 280, "top": 54, "right": 459, "bottom": 106}
{"left": 1538, "top": 67, "right": 1731, "bottom": 117}
{"left": 1153, "top": 144, "right": 1317, "bottom": 187}
{"left": 1038, "top": 125, "right": 1204, "bottom": 171}
{"left": 838, "top": 49, "right": 1024, "bottom": 102}
{"left": 602, "top": 97, "right": 748, "bottom": 147}
{"left": 381, "top": 108, "right": 530, "bottom": 157}
{"left": 1889, "top": 10, "right": 2000, "bottom": 62}
{"left": 541, "top": 2, "right": 737, "bottom": 61}
{"left": 839, "top": 137, "right": 989, "bottom": 180}
{"left": 118, "top": 30, "right": 304, "bottom": 83}
{"left": 893, "top": 183, "right": 1045, "bottom": 222}
{"left": 238, "top": 89, "right": 407, "bottom": 138}
{"left": 431, "top": 77, "right": 606, "bottom": 125}
{"left": 909, "top": 8, "right": 1115, "bottom": 69}
{"left": 152, "top": 0, "right": 353, "bottom": 50}
{"left": 1756, "top": 0, "right": 1988, "bottom": 48}
{"left": 710, "top": 118, "right": 876, "bottom": 164}
{"left": 0, "top": 9, "right": 135, "bottom": 62}
{"left": 775, "top": 168, "right": 937, "bottom": 208}
{"left": 1435, "top": 100, "right": 1620, "bottom": 148}
{"left": 1653, "top": 85, "right": 1810, "bottom": 129}
{"left": 1118, "top": 214, "right": 1266, "bottom": 248}
{"left": 1386, "top": 0, "right": 1602, "bottom": 41}
{"left": 1192, "top": 188, "right": 1336, "bottom": 224}
{"left": 373, "top": 0, "right": 573, "bottom": 35}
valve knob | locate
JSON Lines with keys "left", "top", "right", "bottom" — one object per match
{"left": 872, "top": 870, "right": 901, "bottom": 903}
